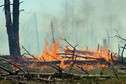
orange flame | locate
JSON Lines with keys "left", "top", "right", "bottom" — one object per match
{"left": 39, "top": 40, "right": 61, "bottom": 61}
{"left": 37, "top": 40, "right": 117, "bottom": 70}
{"left": 9, "top": 40, "right": 117, "bottom": 71}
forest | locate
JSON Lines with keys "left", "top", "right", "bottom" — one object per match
{"left": 0, "top": 0, "right": 126, "bottom": 84}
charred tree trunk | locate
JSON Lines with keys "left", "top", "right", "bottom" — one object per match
{"left": 4, "top": 0, "right": 21, "bottom": 62}
{"left": 121, "top": 44, "right": 126, "bottom": 63}
{"left": 4, "top": 0, "right": 13, "bottom": 55}
{"left": 12, "top": 0, "right": 21, "bottom": 60}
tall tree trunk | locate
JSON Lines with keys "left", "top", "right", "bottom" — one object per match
{"left": 12, "top": 0, "right": 21, "bottom": 61}
{"left": 4, "top": 0, "right": 14, "bottom": 56}
{"left": 4, "top": 0, "right": 21, "bottom": 62}
{"left": 121, "top": 44, "right": 126, "bottom": 63}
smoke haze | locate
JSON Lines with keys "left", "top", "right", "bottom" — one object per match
{"left": 0, "top": 0, "right": 126, "bottom": 56}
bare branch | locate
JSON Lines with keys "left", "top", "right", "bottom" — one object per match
{"left": 76, "top": 65, "right": 89, "bottom": 75}
{"left": 42, "top": 56, "right": 46, "bottom": 62}
{"left": 115, "top": 35, "right": 126, "bottom": 42}
{"left": 42, "top": 56, "right": 64, "bottom": 73}
{"left": 0, "top": 4, "right": 4, "bottom": 7}
{"left": 19, "top": 9, "right": 24, "bottom": 12}
{"left": 0, "top": 4, "right": 13, "bottom": 7}
{"left": 114, "top": 29, "right": 120, "bottom": 36}
{"left": 61, "top": 38, "right": 74, "bottom": 48}
{"left": 115, "top": 29, "right": 126, "bottom": 42}
{"left": 19, "top": 1, "right": 24, "bottom": 4}
{"left": 68, "top": 62, "right": 75, "bottom": 72}
{"left": 22, "top": 46, "right": 40, "bottom": 62}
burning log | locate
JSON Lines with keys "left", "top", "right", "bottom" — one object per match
{"left": 61, "top": 38, "right": 78, "bottom": 61}
{"left": 75, "top": 50, "right": 95, "bottom": 55}
{"left": 60, "top": 54, "right": 108, "bottom": 63}
{"left": 64, "top": 60, "right": 104, "bottom": 65}
{"left": 62, "top": 50, "right": 95, "bottom": 56}
{"left": 58, "top": 53, "right": 96, "bottom": 59}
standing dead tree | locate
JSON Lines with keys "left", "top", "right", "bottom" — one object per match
{"left": 51, "top": 22, "right": 55, "bottom": 43}
{"left": 121, "top": 44, "right": 126, "bottom": 63}
{"left": 0, "top": 0, "right": 23, "bottom": 62}
{"left": 115, "top": 29, "right": 126, "bottom": 63}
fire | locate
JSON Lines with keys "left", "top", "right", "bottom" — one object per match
{"left": 9, "top": 40, "right": 117, "bottom": 71}
{"left": 36, "top": 40, "right": 117, "bottom": 70}
{"left": 63, "top": 46, "right": 117, "bottom": 70}
{"left": 39, "top": 40, "right": 61, "bottom": 62}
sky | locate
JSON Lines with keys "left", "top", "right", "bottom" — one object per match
{"left": 0, "top": 0, "right": 126, "bottom": 56}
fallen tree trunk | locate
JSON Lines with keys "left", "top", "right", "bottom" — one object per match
{"left": 0, "top": 73, "right": 116, "bottom": 79}
{"left": 120, "top": 67, "right": 126, "bottom": 70}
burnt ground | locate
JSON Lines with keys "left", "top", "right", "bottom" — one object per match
{"left": 0, "top": 56, "right": 126, "bottom": 84}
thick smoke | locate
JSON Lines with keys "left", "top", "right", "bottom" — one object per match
{"left": 0, "top": 0, "right": 126, "bottom": 56}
